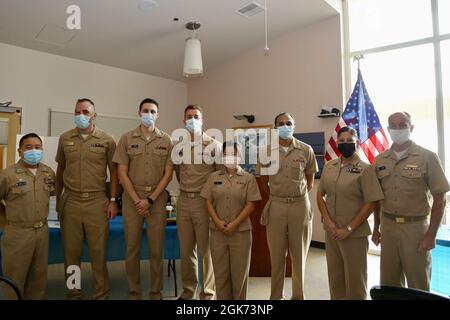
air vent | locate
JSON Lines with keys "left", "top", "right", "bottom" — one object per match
{"left": 236, "top": 2, "right": 266, "bottom": 18}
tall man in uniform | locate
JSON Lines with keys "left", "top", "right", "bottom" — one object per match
{"left": 372, "top": 112, "right": 449, "bottom": 290}
{"left": 0, "top": 133, "right": 55, "bottom": 299}
{"left": 113, "top": 98, "right": 174, "bottom": 300}
{"left": 55, "top": 98, "right": 119, "bottom": 300}
{"left": 174, "top": 105, "right": 218, "bottom": 300}
{"left": 259, "top": 112, "right": 318, "bottom": 300}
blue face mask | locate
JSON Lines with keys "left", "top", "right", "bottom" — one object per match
{"left": 23, "top": 149, "right": 43, "bottom": 165}
{"left": 141, "top": 113, "right": 156, "bottom": 127}
{"left": 74, "top": 114, "right": 91, "bottom": 129}
{"left": 185, "top": 118, "right": 202, "bottom": 133}
{"left": 277, "top": 125, "right": 294, "bottom": 139}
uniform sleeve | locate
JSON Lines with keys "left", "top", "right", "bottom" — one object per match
{"left": 360, "top": 165, "right": 384, "bottom": 202}
{"left": 50, "top": 168, "right": 57, "bottom": 197}
{"left": 107, "top": 137, "right": 117, "bottom": 170}
{"left": 200, "top": 174, "right": 214, "bottom": 201}
{"left": 112, "top": 134, "right": 129, "bottom": 165}
{"left": 165, "top": 138, "right": 174, "bottom": 167}
{"left": 426, "top": 152, "right": 450, "bottom": 194}
{"left": 246, "top": 175, "right": 262, "bottom": 202}
{"left": 0, "top": 170, "right": 8, "bottom": 201}
{"left": 55, "top": 136, "right": 65, "bottom": 164}
{"left": 305, "top": 146, "right": 318, "bottom": 175}
{"left": 317, "top": 164, "right": 327, "bottom": 195}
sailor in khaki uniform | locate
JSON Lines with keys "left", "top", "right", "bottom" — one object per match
{"left": 174, "top": 105, "right": 218, "bottom": 300}
{"left": 200, "top": 141, "right": 261, "bottom": 300}
{"left": 113, "top": 98, "right": 174, "bottom": 300}
{"left": 0, "top": 133, "right": 55, "bottom": 299}
{"left": 55, "top": 99, "right": 119, "bottom": 300}
{"left": 317, "top": 127, "right": 384, "bottom": 300}
{"left": 371, "top": 112, "right": 449, "bottom": 291}
{"left": 259, "top": 112, "right": 318, "bottom": 300}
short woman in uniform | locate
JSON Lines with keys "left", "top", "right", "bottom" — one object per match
{"left": 200, "top": 141, "right": 261, "bottom": 300}
{"left": 316, "top": 126, "right": 384, "bottom": 299}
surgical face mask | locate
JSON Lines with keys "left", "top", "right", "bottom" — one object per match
{"left": 23, "top": 149, "right": 43, "bottom": 165}
{"left": 388, "top": 128, "right": 411, "bottom": 145}
{"left": 277, "top": 125, "right": 294, "bottom": 140}
{"left": 223, "top": 155, "right": 240, "bottom": 169}
{"left": 185, "top": 118, "right": 202, "bottom": 133}
{"left": 74, "top": 114, "right": 91, "bottom": 129}
{"left": 338, "top": 142, "right": 356, "bottom": 158}
{"left": 141, "top": 113, "right": 157, "bottom": 127}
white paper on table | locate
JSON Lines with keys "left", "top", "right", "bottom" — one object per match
{"left": 48, "top": 196, "right": 58, "bottom": 221}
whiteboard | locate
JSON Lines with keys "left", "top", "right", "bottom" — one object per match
{"left": 49, "top": 108, "right": 140, "bottom": 141}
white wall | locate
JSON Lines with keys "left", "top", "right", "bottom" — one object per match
{"left": 0, "top": 43, "right": 187, "bottom": 136}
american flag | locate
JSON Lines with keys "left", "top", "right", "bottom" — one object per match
{"left": 325, "top": 69, "right": 390, "bottom": 164}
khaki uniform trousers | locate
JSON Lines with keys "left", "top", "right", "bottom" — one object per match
{"left": 380, "top": 215, "right": 431, "bottom": 291}
{"left": 265, "top": 196, "right": 312, "bottom": 300}
{"left": 122, "top": 191, "right": 168, "bottom": 300}
{"left": 177, "top": 194, "right": 215, "bottom": 300}
{"left": 1, "top": 224, "right": 48, "bottom": 300}
{"left": 325, "top": 233, "right": 368, "bottom": 300}
{"left": 210, "top": 229, "right": 252, "bottom": 300}
{"left": 60, "top": 191, "right": 110, "bottom": 300}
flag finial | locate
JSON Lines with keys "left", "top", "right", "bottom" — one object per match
{"left": 353, "top": 54, "right": 364, "bottom": 70}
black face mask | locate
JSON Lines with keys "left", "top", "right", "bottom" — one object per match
{"left": 338, "top": 143, "right": 356, "bottom": 158}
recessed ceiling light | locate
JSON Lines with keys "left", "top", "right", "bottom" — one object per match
{"left": 139, "top": 0, "right": 158, "bottom": 11}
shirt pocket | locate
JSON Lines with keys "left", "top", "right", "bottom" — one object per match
{"left": 127, "top": 148, "right": 144, "bottom": 158}
{"left": 290, "top": 160, "right": 305, "bottom": 180}
{"left": 400, "top": 169, "right": 423, "bottom": 179}
{"left": 63, "top": 145, "right": 78, "bottom": 153}
{"left": 153, "top": 148, "right": 169, "bottom": 165}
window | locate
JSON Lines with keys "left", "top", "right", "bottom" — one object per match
{"left": 348, "top": 0, "right": 432, "bottom": 51}
{"left": 350, "top": 44, "right": 438, "bottom": 153}
{"left": 345, "top": 0, "right": 450, "bottom": 228}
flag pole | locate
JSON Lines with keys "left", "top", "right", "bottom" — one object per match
{"left": 353, "top": 54, "right": 364, "bottom": 70}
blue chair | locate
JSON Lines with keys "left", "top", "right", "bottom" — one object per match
{"left": 370, "top": 285, "right": 450, "bottom": 300}
{"left": 0, "top": 275, "right": 22, "bottom": 300}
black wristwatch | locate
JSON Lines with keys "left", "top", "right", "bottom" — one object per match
{"left": 147, "top": 197, "right": 154, "bottom": 205}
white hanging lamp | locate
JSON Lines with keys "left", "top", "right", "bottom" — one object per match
{"left": 183, "top": 21, "right": 203, "bottom": 77}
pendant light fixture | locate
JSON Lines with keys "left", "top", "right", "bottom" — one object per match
{"left": 183, "top": 21, "right": 203, "bottom": 77}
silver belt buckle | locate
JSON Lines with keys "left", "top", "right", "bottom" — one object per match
{"left": 80, "top": 192, "right": 89, "bottom": 198}
{"left": 395, "top": 217, "right": 405, "bottom": 224}
{"left": 144, "top": 186, "right": 153, "bottom": 192}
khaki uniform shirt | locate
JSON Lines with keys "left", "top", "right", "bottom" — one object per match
{"left": 0, "top": 160, "right": 56, "bottom": 223}
{"left": 264, "top": 138, "right": 318, "bottom": 197}
{"left": 55, "top": 126, "right": 116, "bottom": 193}
{"left": 373, "top": 142, "right": 450, "bottom": 216}
{"left": 113, "top": 126, "right": 173, "bottom": 195}
{"left": 318, "top": 153, "right": 384, "bottom": 237}
{"left": 174, "top": 133, "right": 221, "bottom": 193}
{"left": 200, "top": 167, "right": 262, "bottom": 231}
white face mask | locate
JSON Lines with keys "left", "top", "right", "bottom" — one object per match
{"left": 388, "top": 128, "right": 411, "bottom": 145}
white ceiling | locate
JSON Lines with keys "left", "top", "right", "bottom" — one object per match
{"left": 0, "top": 0, "right": 338, "bottom": 81}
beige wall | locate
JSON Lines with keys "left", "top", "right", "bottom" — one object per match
{"left": 188, "top": 15, "right": 344, "bottom": 242}
{"left": 0, "top": 43, "right": 187, "bottom": 136}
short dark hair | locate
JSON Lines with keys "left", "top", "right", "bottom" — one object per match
{"left": 222, "top": 141, "right": 239, "bottom": 155}
{"left": 77, "top": 98, "right": 95, "bottom": 109}
{"left": 184, "top": 104, "right": 203, "bottom": 116}
{"left": 274, "top": 112, "right": 293, "bottom": 126}
{"left": 139, "top": 98, "right": 159, "bottom": 111}
{"left": 337, "top": 126, "right": 358, "bottom": 138}
{"left": 19, "top": 133, "right": 42, "bottom": 148}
